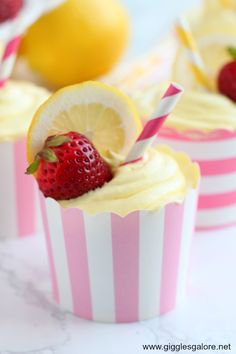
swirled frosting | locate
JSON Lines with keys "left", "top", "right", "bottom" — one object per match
{"left": 60, "top": 145, "right": 199, "bottom": 216}
{"left": 133, "top": 85, "right": 236, "bottom": 132}
{"left": 0, "top": 80, "right": 49, "bottom": 142}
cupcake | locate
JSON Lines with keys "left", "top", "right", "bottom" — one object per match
{"left": 27, "top": 81, "right": 200, "bottom": 322}
{"left": 120, "top": 2, "right": 236, "bottom": 231}
{"left": 0, "top": 80, "right": 49, "bottom": 238}
{"left": 173, "top": 0, "right": 236, "bottom": 90}
{"left": 159, "top": 91, "right": 236, "bottom": 231}
{"left": 0, "top": 0, "right": 65, "bottom": 239}
{"left": 160, "top": 5, "right": 236, "bottom": 230}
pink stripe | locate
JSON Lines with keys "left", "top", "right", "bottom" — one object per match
{"left": 0, "top": 79, "right": 7, "bottom": 88}
{"left": 2, "top": 36, "right": 21, "bottom": 60}
{"left": 40, "top": 195, "right": 59, "bottom": 302}
{"left": 121, "top": 157, "right": 142, "bottom": 166}
{"left": 160, "top": 127, "right": 236, "bottom": 142}
{"left": 196, "top": 221, "right": 236, "bottom": 232}
{"left": 14, "top": 139, "right": 36, "bottom": 237}
{"left": 138, "top": 116, "right": 167, "bottom": 140}
{"left": 61, "top": 208, "right": 92, "bottom": 320}
{"left": 163, "top": 83, "right": 182, "bottom": 97}
{"left": 198, "top": 191, "right": 236, "bottom": 209}
{"left": 126, "top": 83, "right": 182, "bottom": 164}
{"left": 197, "top": 158, "right": 236, "bottom": 176}
{"left": 111, "top": 212, "right": 139, "bottom": 322}
{"left": 160, "top": 202, "right": 184, "bottom": 314}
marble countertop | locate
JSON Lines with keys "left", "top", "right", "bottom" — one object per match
{"left": 0, "top": 227, "right": 236, "bottom": 354}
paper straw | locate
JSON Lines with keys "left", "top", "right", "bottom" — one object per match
{"left": 0, "top": 17, "right": 24, "bottom": 88}
{"left": 124, "top": 83, "right": 183, "bottom": 165}
{"left": 0, "top": 0, "right": 65, "bottom": 88}
{"left": 176, "top": 16, "right": 212, "bottom": 91}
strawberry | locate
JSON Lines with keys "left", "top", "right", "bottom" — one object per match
{"left": 26, "top": 132, "right": 113, "bottom": 201}
{"left": 218, "top": 46, "right": 236, "bottom": 102}
{"left": 0, "top": 0, "right": 23, "bottom": 23}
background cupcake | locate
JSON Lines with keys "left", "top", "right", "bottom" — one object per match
{"left": 110, "top": 2, "right": 236, "bottom": 230}
{"left": 0, "top": 80, "right": 49, "bottom": 239}
{"left": 0, "top": 0, "right": 62, "bottom": 238}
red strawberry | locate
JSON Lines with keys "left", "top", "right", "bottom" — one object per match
{"left": 218, "top": 47, "right": 236, "bottom": 102}
{"left": 0, "top": 0, "right": 23, "bottom": 23}
{"left": 26, "top": 132, "right": 113, "bottom": 201}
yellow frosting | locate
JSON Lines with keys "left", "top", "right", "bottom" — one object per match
{"left": 133, "top": 85, "right": 236, "bottom": 133}
{"left": 60, "top": 145, "right": 199, "bottom": 216}
{"left": 204, "top": 0, "right": 236, "bottom": 13}
{"left": 0, "top": 80, "right": 49, "bottom": 142}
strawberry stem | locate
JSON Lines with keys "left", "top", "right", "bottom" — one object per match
{"left": 227, "top": 46, "right": 236, "bottom": 60}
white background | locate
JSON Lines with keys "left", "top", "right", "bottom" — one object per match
{"left": 122, "top": 0, "right": 200, "bottom": 58}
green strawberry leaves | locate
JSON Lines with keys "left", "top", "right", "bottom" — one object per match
{"left": 26, "top": 156, "right": 40, "bottom": 175}
{"left": 26, "top": 134, "right": 71, "bottom": 175}
{"left": 26, "top": 149, "right": 58, "bottom": 175}
{"left": 46, "top": 135, "right": 71, "bottom": 147}
{"left": 40, "top": 148, "right": 58, "bottom": 162}
{"left": 228, "top": 46, "right": 236, "bottom": 60}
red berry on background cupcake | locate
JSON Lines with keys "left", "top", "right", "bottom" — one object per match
{"left": 217, "top": 47, "right": 236, "bottom": 102}
{"left": 0, "top": 0, "right": 23, "bottom": 23}
{"left": 26, "top": 132, "right": 113, "bottom": 201}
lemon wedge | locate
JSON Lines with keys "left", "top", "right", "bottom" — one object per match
{"left": 27, "top": 81, "right": 142, "bottom": 163}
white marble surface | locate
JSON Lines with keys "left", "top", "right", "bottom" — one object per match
{"left": 0, "top": 227, "right": 236, "bottom": 354}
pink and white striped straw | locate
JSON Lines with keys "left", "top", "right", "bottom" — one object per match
{"left": 124, "top": 83, "right": 183, "bottom": 164}
{"left": 0, "top": 18, "right": 24, "bottom": 88}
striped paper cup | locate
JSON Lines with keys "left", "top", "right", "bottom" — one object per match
{"left": 158, "top": 128, "right": 236, "bottom": 231}
{"left": 0, "top": 138, "right": 37, "bottom": 239}
{"left": 40, "top": 188, "right": 198, "bottom": 323}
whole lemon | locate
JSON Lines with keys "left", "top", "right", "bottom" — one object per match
{"left": 20, "top": 0, "right": 129, "bottom": 87}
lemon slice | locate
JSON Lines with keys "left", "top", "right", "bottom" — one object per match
{"left": 173, "top": 11, "right": 236, "bottom": 89}
{"left": 27, "top": 81, "right": 142, "bottom": 162}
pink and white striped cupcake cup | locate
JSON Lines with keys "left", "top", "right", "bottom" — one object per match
{"left": 0, "top": 138, "right": 37, "bottom": 239}
{"left": 0, "top": 0, "right": 63, "bottom": 239}
{"left": 158, "top": 128, "right": 236, "bottom": 231}
{"left": 40, "top": 188, "right": 198, "bottom": 323}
